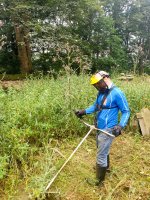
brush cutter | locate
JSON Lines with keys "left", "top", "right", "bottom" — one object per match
{"left": 45, "top": 120, "right": 114, "bottom": 192}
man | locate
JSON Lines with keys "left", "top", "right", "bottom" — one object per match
{"left": 75, "top": 71, "right": 130, "bottom": 186}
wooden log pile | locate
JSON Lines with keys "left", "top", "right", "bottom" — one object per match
{"left": 136, "top": 108, "right": 150, "bottom": 136}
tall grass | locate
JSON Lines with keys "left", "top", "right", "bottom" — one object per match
{"left": 0, "top": 74, "right": 149, "bottom": 181}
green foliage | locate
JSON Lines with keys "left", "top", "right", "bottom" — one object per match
{"left": 115, "top": 76, "right": 150, "bottom": 117}
{"left": 0, "top": 0, "right": 129, "bottom": 74}
{"left": 102, "top": 0, "right": 150, "bottom": 74}
{"left": 0, "top": 0, "right": 150, "bottom": 74}
{"left": 0, "top": 75, "right": 150, "bottom": 183}
{"left": 0, "top": 50, "right": 20, "bottom": 74}
{"left": 0, "top": 155, "right": 9, "bottom": 179}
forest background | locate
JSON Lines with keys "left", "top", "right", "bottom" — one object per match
{"left": 0, "top": 0, "right": 150, "bottom": 75}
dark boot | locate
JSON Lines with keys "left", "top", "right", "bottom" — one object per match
{"left": 96, "top": 163, "right": 107, "bottom": 185}
{"left": 87, "top": 163, "right": 107, "bottom": 186}
{"left": 107, "top": 155, "right": 111, "bottom": 173}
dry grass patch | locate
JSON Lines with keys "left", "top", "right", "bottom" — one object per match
{"left": 45, "top": 133, "right": 150, "bottom": 200}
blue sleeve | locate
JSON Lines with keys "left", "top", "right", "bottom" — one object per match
{"left": 115, "top": 90, "right": 130, "bottom": 128}
{"left": 85, "top": 100, "right": 97, "bottom": 114}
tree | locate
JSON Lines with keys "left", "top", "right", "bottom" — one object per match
{"left": 101, "top": 0, "right": 150, "bottom": 74}
{"left": 0, "top": 0, "right": 149, "bottom": 75}
{"left": 0, "top": 1, "right": 33, "bottom": 74}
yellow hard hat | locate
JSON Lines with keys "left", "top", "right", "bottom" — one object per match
{"left": 90, "top": 73, "right": 103, "bottom": 85}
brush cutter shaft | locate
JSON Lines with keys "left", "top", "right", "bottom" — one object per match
{"left": 82, "top": 120, "right": 115, "bottom": 138}
{"left": 45, "top": 120, "right": 114, "bottom": 191}
{"left": 45, "top": 127, "right": 94, "bottom": 191}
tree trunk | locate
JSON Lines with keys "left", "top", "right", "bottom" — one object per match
{"left": 138, "top": 57, "right": 144, "bottom": 75}
{"left": 14, "top": 25, "right": 32, "bottom": 74}
{"left": 138, "top": 45, "right": 145, "bottom": 75}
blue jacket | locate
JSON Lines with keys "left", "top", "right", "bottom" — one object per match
{"left": 85, "top": 86, "right": 130, "bottom": 130}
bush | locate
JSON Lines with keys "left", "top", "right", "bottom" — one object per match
{"left": 0, "top": 74, "right": 150, "bottom": 179}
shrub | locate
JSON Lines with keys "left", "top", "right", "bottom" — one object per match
{"left": 0, "top": 74, "right": 149, "bottom": 179}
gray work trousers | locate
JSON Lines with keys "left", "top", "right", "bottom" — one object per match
{"left": 96, "top": 130, "right": 114, "bottom": 167}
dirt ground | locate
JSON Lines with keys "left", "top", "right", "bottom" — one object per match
{"left": 0, "top": 80, "right": 24, "bottom": 90}
{"left": 50, "top": 133, "right": 150, "bottom": 200}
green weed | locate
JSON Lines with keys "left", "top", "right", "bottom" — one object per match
{"left": 0, "top": 74, "right": 149, "bottom": 199}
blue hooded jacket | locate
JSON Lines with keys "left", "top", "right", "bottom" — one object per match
{"left": 85, "top": 86, "right": 130, "bottom": 130}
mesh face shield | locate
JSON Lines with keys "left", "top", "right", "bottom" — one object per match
{"left": 98, "top": 71, "right": 110, "bottom": 78}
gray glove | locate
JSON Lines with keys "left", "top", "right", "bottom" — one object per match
{"left": 74, "top": 110, "right": 86, "bottom": 119}
{"left": 112, "top": 125, "right": 122, "bottom": 137}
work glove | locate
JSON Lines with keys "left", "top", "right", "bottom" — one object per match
{"left": 112, "top": 125, "right": 122, "bottom": 137}
{"left": 74, "top": 110, "right": 86, "bottom": 119}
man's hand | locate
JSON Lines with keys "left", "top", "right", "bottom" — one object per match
{"left": 74, "top": 110, "right": 86, "bottom": 119}
{"left": 112, "top": 125, "right": 122, "bottom": 137}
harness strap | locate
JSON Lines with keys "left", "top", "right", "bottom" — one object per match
{"left": 96, "top": 86, "right": 116, "bottom": 111}
{"left": 97, "top": 106, "right": 118, "bottom": 110}
{"left": 94, "top": 86, "right": 116, "bottom": 127}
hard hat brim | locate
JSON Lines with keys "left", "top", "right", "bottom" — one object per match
{"left": 90, "top": 73, "right": 103, "bottom": 85}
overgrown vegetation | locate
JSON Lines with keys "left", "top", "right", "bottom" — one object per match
{"left": 0, "top": 74, "right": 150, "bottom": 199}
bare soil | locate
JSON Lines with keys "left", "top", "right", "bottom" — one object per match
{"left": 0, "top": 80, "right": 24, "bottom": 90}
